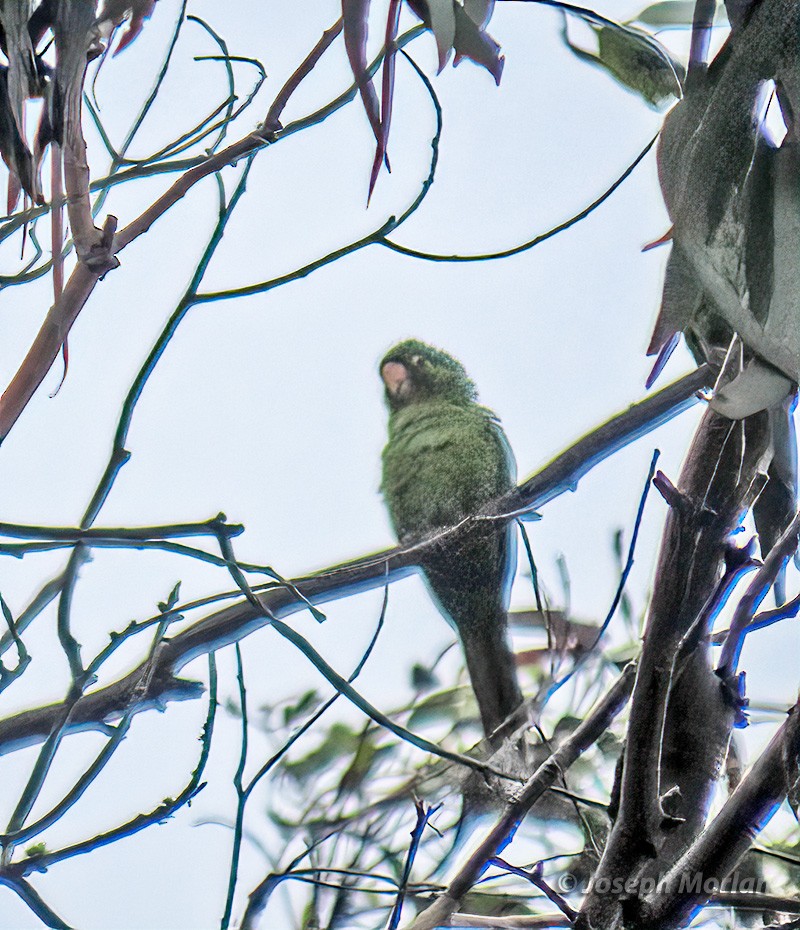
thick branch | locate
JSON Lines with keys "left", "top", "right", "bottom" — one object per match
{"left": 577, "top": 401, "right": 772, "bottom": 929}
{"left": 641, "top": 702, "right": 800, "bottom": 929}
{"left": 407, "top": 663, "right": 636, "bottom": 930}
{"left": 0, "top": 366, "right": 710, "bottom": 755}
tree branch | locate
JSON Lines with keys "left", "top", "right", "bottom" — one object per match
{"left": 640, "top": 701, "right": 800, "bottom": 929}
{"left": 0, "top": 365, "right": 710, "bottom": 755}
{"left": 407, "top": 663, "right": 636, "bottom": 930}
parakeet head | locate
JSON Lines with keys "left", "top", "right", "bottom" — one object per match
{"left": 380, "top": 340, "right": 478, "bottom": 410}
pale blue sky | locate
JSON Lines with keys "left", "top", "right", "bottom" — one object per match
{"left": 0, "top": 3, "right": 796, "bottom": 926}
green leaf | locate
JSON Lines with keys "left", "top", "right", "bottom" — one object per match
{"left": 598, "top": 730, "right": 623, "bottom": 754}
{"left": 300, "top": 896, "right": 321, "bottom": 930}
{"left": 634, "top": 0, "right": 726, "bottom": 27}
{"left": 223, "top": 697, "right": 241, "bottom": 718}
{"left": 562, "top": 17, "right": 684, "bottom": 108}
{"left": 283, "top": 689, "right": 320, "bottom": 726}
{"left": 604, "top": 642, "right": 640, "bottom": 664}
{"left": 411, "top": 662, "right": 439, "bottom": 691}
{"left": 336, "top": 732, "right": 393, "bottom": 796}
{"left": 596, "top": 25, "right": 684, "bottom": 106}
{"left": 427, "top": 0, "right": 456, "bottom": 71}
{"left": 407, "top": 686, "right": 467, "bottom": 728}
{"left": 634, "top": 0, "right": 696, "bottom": 26}
{"left": 283, "top": 723, "right": 360, "bottom": 782}
{"left": 461, "top": 890, "right": 534, "bottom": 917}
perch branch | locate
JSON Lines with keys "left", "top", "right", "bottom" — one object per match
{"left": 0, "top": 365, "right": 710, "bottom": 755}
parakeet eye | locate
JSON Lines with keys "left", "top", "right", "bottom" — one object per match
{"left": 410, "top": 355, "right": 424, "bottom": 367}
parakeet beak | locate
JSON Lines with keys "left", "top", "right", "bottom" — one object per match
{"left": 381, "top": 361, "right": 413, "bottom": 401}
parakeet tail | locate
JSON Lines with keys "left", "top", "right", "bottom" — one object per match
{"left": 459, "top": 608, "right": 524, "bottom": 745}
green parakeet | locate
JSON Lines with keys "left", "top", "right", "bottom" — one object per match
{"left": 379, "top": 339, "right": 523, "bottom": 743}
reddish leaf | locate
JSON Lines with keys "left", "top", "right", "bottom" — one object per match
{"left": 6, "top": 172, "right": 20, "bottom": 214}
{"left": 641, "top": 225, "right": 673, "bottom": 251}
{"left": 452, "top": 3, "right": 504, "bottom": 83}
{"left": 406, "top": 0, "right": 504, "bottom": 84}
{"left": 1, "top": 1, "right": 38, "bottom": 142}
{"left": 0, "top": 65, "right": 39, "bottom": 207}
{"left": 342, "top": 0, "right": 383, "bottom": 150}
{"left": 368, "top": 0, "right": 401, "bottom": 202}
{"left": 645, "top": 332, "right": 679, "bottom": 389}
{"left": 97, "top": 1, "right": 157, "bottom": 55}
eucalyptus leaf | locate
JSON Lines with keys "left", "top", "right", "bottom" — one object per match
{"left": 283, "top": 722, "right": 360, "bottom": 781}
{"left": 283, "top": 688, "right": 320, "bottom": 726}
{"left": 336, "top": 733, "right": 392, "bottom": 795}
{"left": 427, "top": 0, "right": 457, "bottom": 71}
{"left": 562, "top": 16, "right": 684, "bottom": 107}
{"left": 406, "top": 0, "right": 504, "bottom": 84}
{"left": 463, "top": 0, "right": 494, "bottom": 29}
{"left": 411, "top": 662, "right": 439, "bottom": 691}
{"left": 596, "top": 25, "right": 684, "bottom": 106}
{"left": 657, "top": 0, "right": 800, "bottom": 412}
{"left": 634, "top": 0, "right": 724, "bottom": 28}
{"left": 407, "top": 686, "right": 467, "bottom": 728}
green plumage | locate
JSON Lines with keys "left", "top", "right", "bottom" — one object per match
{"left": 379, "top": 340, "right": 523, "bottom": 742}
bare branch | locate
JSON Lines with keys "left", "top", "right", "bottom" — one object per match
{"left": 0, "top": 366, "right": 710, "bottom": 756}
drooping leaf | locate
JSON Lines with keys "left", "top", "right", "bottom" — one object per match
{"left": 647, "top": 243, "right": 702, "bottom": 361}
{"left": 459, "top": 890, "right": 535, "bottom": 918}
{"left": 410, "top": 661, "right": 439, "bottom": 691}
{"left": 300, "top": 894, "right": 321, "bottom": 930}
{"left": 753, "top": 397, "right": 798, "bottom": 604}
{"left": 336, "top": 731, "right": 393, "bottom": 796}
{"left": 634, "top": 0, "right": 708, "bottom": 27}
{"left": 427, "top": 0, "right": 456, "bottom": 71}
{"left": 49, "top": 1, "right": 98, "bottom": 152}
{"left": 96, "top": 0, "right": 158, "bottom": 54}
{"left": 407, "top": 686, "right": 467, "bottom": 728}
{"left": 406, "top": 0, "right": 504, "bottom": 84}
{"left": 369, "top": 0, "right": 401, "bottom": 202}
{"left": 0, "top": 65, "right": 38, "bottom": 209}
{"left": 712, "top": 358, "right": 793, "bottom": 420}
{"left": 789, "top": 770, "right": 800, "bottom": 822}
{"left": 597, "top": 25, "right": 684, "bottom": 105}
{"left": 452, "top": 1, "right": 503, "bottom": 83}
{"left": 463, "top": 0, "right": 494, "bottom": 30}
{"left": 360, "top": 0, "right": 502, "bottom": 198}
{"left": 342, "top": 0, "right": 383, "bottom": 152}
{"left": 562, "top": 16, "right": 683, "bottom": 108}
{"left": 0, "top": 1, "right": 37, "bottom": 140}
{"left": 657, "top": 0, "right": 800, "bottom": 413}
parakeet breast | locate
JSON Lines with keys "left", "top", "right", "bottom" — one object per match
{"left": 381, "top": 399, "right": 514, "bottom": 540}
